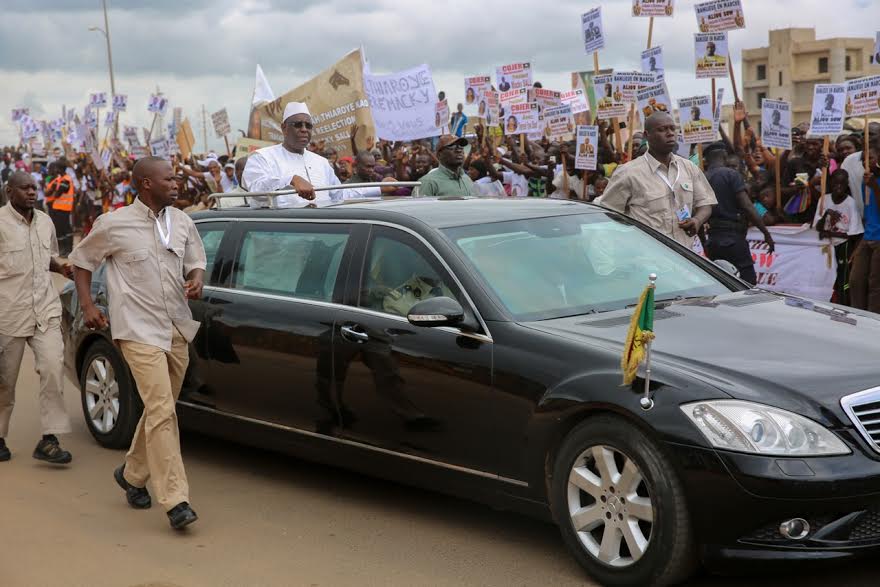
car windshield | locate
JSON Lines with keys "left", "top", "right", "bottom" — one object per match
{"left": 444, "top": 212, "right": 736, "bottom": 321}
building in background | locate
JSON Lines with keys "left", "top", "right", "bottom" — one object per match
{"left": 742, "top": 28, "right": 879, "bottom": 129}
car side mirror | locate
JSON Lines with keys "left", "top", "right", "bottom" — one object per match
{"left": 407, "top": 297, "right": 464, "bottom": 328}
{"left": 713, "top": 259, "right": 740, "bottom": 278}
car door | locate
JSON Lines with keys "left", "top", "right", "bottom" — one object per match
{"left": 330, "top": 224, "right": 500, "bottom": 474}
{"left": 197, "top": 220, "right": 356, "bottom": 432}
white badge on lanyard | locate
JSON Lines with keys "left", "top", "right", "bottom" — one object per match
{"left": 155, "top": 211, "right": 172, "bottom": 250}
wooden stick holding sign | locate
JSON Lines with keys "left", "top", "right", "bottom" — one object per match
{"left": 866, "top": 116, "right": 871, "bottom": 206}
{"left": 728, "top": 57, "right": 740, "bottom": 103}
{"left": 647, "top": 17, "right": 654, "bottom": 50}
{"left": 818, "top": 135, "right": 830, "bottom": 214}
{"left": 774, "top": 148, "right": 782, "bottom": 210}
{"left": 627, "top": 104, "right": 636, "bottom": 161}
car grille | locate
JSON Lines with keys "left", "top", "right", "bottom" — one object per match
{"left": 841, "top": 387, "right": 880, "bottom": 454}
{"left": 850, "top": 510, "right": 880, "bottom": 541}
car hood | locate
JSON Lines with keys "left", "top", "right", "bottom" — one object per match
{"left": 522, "top": 290, "right": 880, "bottom": 417}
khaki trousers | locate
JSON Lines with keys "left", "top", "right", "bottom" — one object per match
{"left": 119, "top": 329, "right": 189, "bottom": 511}
{"left": 0, "top": 318, "right": 71, "bottom": 438}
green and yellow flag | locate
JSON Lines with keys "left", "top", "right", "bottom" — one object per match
{"left": 622, "top": 285, "right": 655, "bottom": 385}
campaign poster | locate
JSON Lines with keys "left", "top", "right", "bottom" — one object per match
{"left": 434, "top": 99, "right": 450, "bottom": 130}
{"left": 695, "top": 0, "right": 745, "bottom": 32}
{"left": 679, "top": 95, "right": 715, "bottom": 144}
{"left": 637, "top": 83, "right": 672, "bottom": 124}
{"left": 845, "top": 75, "right": 880, "bottom": 117}
{"left": 544, "top": 105, "right": 575, "bottom": 140}
{"left": 89, "top": 92, "right": 108, "bottom": 108}
{"left": 561, "top": 89, "right": 590, "bottom": 114}
{"left": 632, "top": 0, "right": 674, "bottom": 17}
{"left": 150, "top": 138, "right": 170, "bottom": 159}
{"left": 874, "top": 32, "right": 880, "bottom": 66}
{"left": 364, "top": 63, "right": 440, "bottom": 141}
{"left": 500, "top": 87, "right": 530, "bottom": 106}
{"left": 104, "top": 110, "right": 116, "bottom": 126}
{"left": 808, "top": 84, "right": 846, "bottom": 136}
{"left": 761, "top": 99, "right": 792, "bottom": 150}
{"left": 641, "top": 46, "right": 665, "bottom": 82}
{"left": 112, "top": 94, "right": 127, "bottom": 112}
{"left": 695, "top": 32, "right": 729, "bottom": 79}
{"left": 11, "top": 108, "right": 29, "bottom": 122}
{"left": 496, "top": 62, "right": 532, "bottom": 92}
{"left": 148, "top": 94, "right": 169, "bottom": 115}
{"left": 485, "top": 90, "right": 501, "bottom": 128}
{"left": 575, "top": 125, "right": 599, "bottom": 171}
{"left": 506, "top": 102, "right": 541, "bottom": 136}
{"left": 532, "top": 88, "right": 562, "bottom": 113}
{"left": 211, "top": 108, "right": 231, "bottom": 138}
{"left": 594, "top": 74, "right": 626, "bottom": 120}
{"left": 581, "top": 7, "right": 605, "bottom": 54}
{"left": 464, "top": 76, "right": 491, "bottom": 116}
{"left": 123, "top": 125, "right": 140, "bottom": 147}
{"left": 612, "top": 72, "right": 656, "bottom": 104}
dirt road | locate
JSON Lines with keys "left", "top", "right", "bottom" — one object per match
{"left": 1, "top": 347, "right": 876, "bottom": 586}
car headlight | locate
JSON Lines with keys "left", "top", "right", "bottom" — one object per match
{"left": 681, "top": 400, "right": 850, "bottom": 456}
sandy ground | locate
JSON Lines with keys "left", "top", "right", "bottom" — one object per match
{"left": 0, "top": 280, "right": 876, "bottom": 586}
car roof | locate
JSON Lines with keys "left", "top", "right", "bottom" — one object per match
{"left": 193, "top": 197, "right": 604, "bottom": 229}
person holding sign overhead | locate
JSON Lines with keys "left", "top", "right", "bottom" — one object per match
{"left": 597, "top": 112, "right": 716, "bottom": 248}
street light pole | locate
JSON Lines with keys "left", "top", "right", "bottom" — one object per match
{"left": 91, "top": 0, "right": 118, "bottom": 139}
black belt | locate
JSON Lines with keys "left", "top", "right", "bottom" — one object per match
{"left": 709, "top": 218, "right": 747, "bottom": 234}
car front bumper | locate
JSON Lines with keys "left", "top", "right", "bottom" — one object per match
{"left": 667, "top": 433, "right": 880, "bottom": 568}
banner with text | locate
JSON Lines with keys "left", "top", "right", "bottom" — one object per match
{"left": 845, "top": 75, "right": 880, "bottom": 117}
{"left": 679, "top": 95, "right": 714, "bottom": 144}
{"left": 761, "top": 98, "right": 792, "bottom": 150}
{"left": 695, "top": 0, "right": 745, "bottom": 32}
{"left": 695, "top": 32, "right": 728, "bottom": 79}
{"left": 808, "top": 83, "right": 847, "bottom": 136}
{"left": 496, "top": 62, "right": 533, "bottom": 92}
{"left": 633, "top": 0, "right": 674, "bottom": 17}
{"left": 365, "top": 63, "right": 439, "bottom": 142}
{"left": 575, "top": 125, "right": 599, "bottom": 171}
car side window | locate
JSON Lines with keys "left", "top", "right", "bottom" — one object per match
{"left": 359, "top": 229, "right": 459, "bottom": 318}
{"left": 233, "top": 225, "right": 350, "bottom": 301}
{"left": 196, "top": 224, "right": 225, "bottom": 282}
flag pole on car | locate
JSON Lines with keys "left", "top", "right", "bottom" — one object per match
{"left": 621, "top": 273, "right": 657, "bottom": 410}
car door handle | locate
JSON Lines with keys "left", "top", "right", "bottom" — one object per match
{"left": 340, "top": 325, "right": 369, "bottom": 343}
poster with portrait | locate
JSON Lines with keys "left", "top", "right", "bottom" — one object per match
{"left": 211, "top": 108, "right": 231, "bottom": 138}
{"left": 695, "top": 32, "right": 729, "bottom": 79}
{"left": 641, "top": 47, "right": 665, "bottom": 82}
{"left": 485, "top": 90, "right": 500, "bottom": 128}
{"left": 761, "top": 99, "right": 792, "bottom": 150}
{"left": 499, "top": 87, "right": 529, "bottom": 107}
{"left": 561, "top": 89, "right": 590, "bottom": 114}
{"left": 506, "top": 102, "right": 541, "bottom": 136}
{"left": 11, "top": 108, "right": 29, "bottom": 122}
{"left": 495, "top": 62, "right": 532, "bottom": 92}
{"left": 434, "top": 99, "right": 450, "bottom": 130}
{"left": 575, "top": 126, "right": 599, "bottom": 171}
{"left": 678, "top": 95, "right": 714, "bottom": 144}
{"left": 695, "top": 0, "right": 745, "bottom": 32}
{"left": 104, "top": 110, "right": 116, "bottom": 126}
{"left": 112, "top": 94, "right": 127, "bottom": 112}
{"left": 124, "top": 125, "right": 140, "bottom": 147}
{"left": 612, "top": 72, "right": 656, "bottom": 104}
{"left": 89, "top": 92, "right": 108, "bottom": 108}
{"left": 632, "top": 0, "right": 674, "bottom": 17}
{"left": 637, "top": 83, "right": 672, "bottom": 124}
{"left": 464, "top": 76, "right": 491, "bottom": 116}
{"left": 148, "top": 94, "right": 169, "bottom": 115}
{"left": 808, "top": 84, "right": 846, "bottom": 136}
{"left": 581, "top": 7, "right": 605, "bottom": 54}
{"left": 532, "top": 88, "right": 562, "bottom": 113}
{"left": 845, "top": 75, "right": 880, "bottom": 117}
{"left": 544, "top": 105, "right": 575, "bottom": 140}
{"left": 593, "top": 74, "right": 626, "bottom": 120}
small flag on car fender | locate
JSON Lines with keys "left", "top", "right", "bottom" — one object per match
{"left": 621, "top": 281, "right": 655, "bottom": 386}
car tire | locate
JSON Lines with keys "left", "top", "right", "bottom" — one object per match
{"left": 79, "top": 339, "right": 141, "bottom": 449}
{"left": 550, "top": 415, "right": 697, "bottom": 587}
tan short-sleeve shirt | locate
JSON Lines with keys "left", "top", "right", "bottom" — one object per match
{"left": 0, "top": 204, "right": 62, "bottom": 337}
{"left": 597, "top": 152, "right": 717, "bottom": 247}
{"left": 69, "top": 199, "right": 207, "bottom": 352}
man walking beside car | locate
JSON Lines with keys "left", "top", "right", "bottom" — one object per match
{"left": 0, "top": 171, "right": 74, "bottom": 464}
{"left": 69, "top": 156, "right": 206, "bottom": 530}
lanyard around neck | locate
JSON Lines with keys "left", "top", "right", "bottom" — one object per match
{"left": 155, "top": 210, "right": 172, "bottom": 250}
{"left": 648, "top": 156, "right": 680, "bottom": 193}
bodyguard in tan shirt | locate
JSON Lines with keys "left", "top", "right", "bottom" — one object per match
{"left": 598, "top": 112, "right": 717, "bottom": 247}
{"left": 70, "top": 156, "right": 206, "bottom": 530}
{"left": 0, "top": 171, "right": 73, "bottom": 464}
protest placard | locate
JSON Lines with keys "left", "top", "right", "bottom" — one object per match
{"left": 123, "top": 126, "right": 140, "bottom": 147}
{"left": 695, "top": 0, "right": 745, "bottom": 32}
{"left": 641, "top": 47, "right": 664, "bottom": 81}
{"left": 148, "top": 94, "right": 168, "bottom": 115}
{"left": 112, "top": 94, "right": 127, "bottom": 112}
{"left": 85, "top": 108, "right": 98, "bottom": 130}
{"left": 695, "top": 32, "right": 729, "bottom": 79}
{"left": 464, "top": 76, "right": 491, "bottom": 116}
{"left": 506, "top": 102, "right": 540, "bottom": 136}
{"left": 233, "top": 137, "right": 275, "bottom": 159}
{"left": 496, "top": 62, "right": 533, "bottom": 92}
{"left": 845, "top": 75, "right": 880, "bottom": 117}
{"left": 712, "top": 88, "right": 725, "bottom": 134}
{"left": 500, "top": 88, "right": 530, "bottom": 106}
{"left": 613, "top": 72, "right": 656, "bottom": 104}
{"left": 581, "top": 7, "right": 605, "bottom": 54}
{"left": 532, "top": 88, "right": 562, "bottom": 112}
{"left": 632, "top": 0, "right": 674, "bottom": 17}
{"left": 435, "top": 99, "right": 450, "bottom": 130}
{"left": 679, "top": 95, "right": 715, "bottom": 144}
{"left": 20, "top": 116, "right": 40, "bottom": 140}
{"left": 761, "top": 99, "right": 792, "bottom": 150}
{"left": 173, "top": 107, "right": 183, "bottom": 128}
{"left": 545, "top": 105, "right": 575, "bottom": 140}
{"left": 211, "top": 108, "right": 231, "bottom": 138}
{"left": 167, "top": 122, "right": 177, "bottom": 140}
{"left": 176, "top": 119, "right": 197, "bottom": 160}
{"left": 637, "top": 83, "right": 672, "bottom": 124}
{"left": 874, "top": 32, "right": 880, "bottom": 65}
{"left": 485, "top": 90, "right": 501, "bottom": 127}
{"left": 594, "top": 74, "right": 626, "bottom": 120}
{"left": 364, "top": 63, "right": 439, "bottom": 142}
{"left": 808, "top": 84, "right": 846, "bottom": 136}
{"left": 89, "top": 92, "right": 108, "bottom": 108}
{"left": 575, "top": 126, "right": 599, "bottom": 171}
{"left": 560, "top": 89, "right": 590, "bottom": 114}
{"left": 150, "top": 138, "right": 170, "bottom": 159}
{"left": 104, "top": 110, "right": 116, "bottom": 126}
{"left": 11, "top": 108, "right": 29, "bottom": 122}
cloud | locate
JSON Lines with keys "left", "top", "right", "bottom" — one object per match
{"left": 1, "top": 0, "right": 878, "bottom": 148}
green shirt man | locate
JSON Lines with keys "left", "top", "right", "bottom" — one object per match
{"left": 419, "top": 136, "right": 476, "bottom": 197}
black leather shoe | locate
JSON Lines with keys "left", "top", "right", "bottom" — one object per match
{"left": 0, "top": 438, "right": 10, "bottom": 462}
{"left": 33, "top": 435, "right": 72, "bottom": 464}
{"left": 114, "top": 465, "right": 152, "bottom": 509}
{"left": 167, "top": 502, "right": 198, "bottom": 530}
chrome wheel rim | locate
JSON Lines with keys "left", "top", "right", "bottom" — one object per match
{"left": 84, "top": 356, "right": 120, "bottom": 434}
{"left": 567, "top": 445, "right": 654, "bottom": 568}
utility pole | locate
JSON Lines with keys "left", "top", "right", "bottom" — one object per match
{"left": 201, "top": 104, "right": 208, "bottom": 154}
{"left": 88, "top": 0, "right": 118, "bottom": 139}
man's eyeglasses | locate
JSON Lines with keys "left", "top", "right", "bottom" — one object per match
{"left": 289, "top": 121, "right": 313, "bottom": 130}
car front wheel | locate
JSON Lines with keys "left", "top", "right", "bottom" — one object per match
{"left": 551, "top": 415, "right": 697, "bottom": 586}
{"left": 80, "top": 339, "right": 141, "bottom": 449}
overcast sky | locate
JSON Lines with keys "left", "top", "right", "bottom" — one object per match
{"left": 1, "top": 0, "right": 877, "bottom": 150}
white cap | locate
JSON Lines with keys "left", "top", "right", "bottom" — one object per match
{"left": 283, "top": 102, "right": 311, "bottom": 122}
